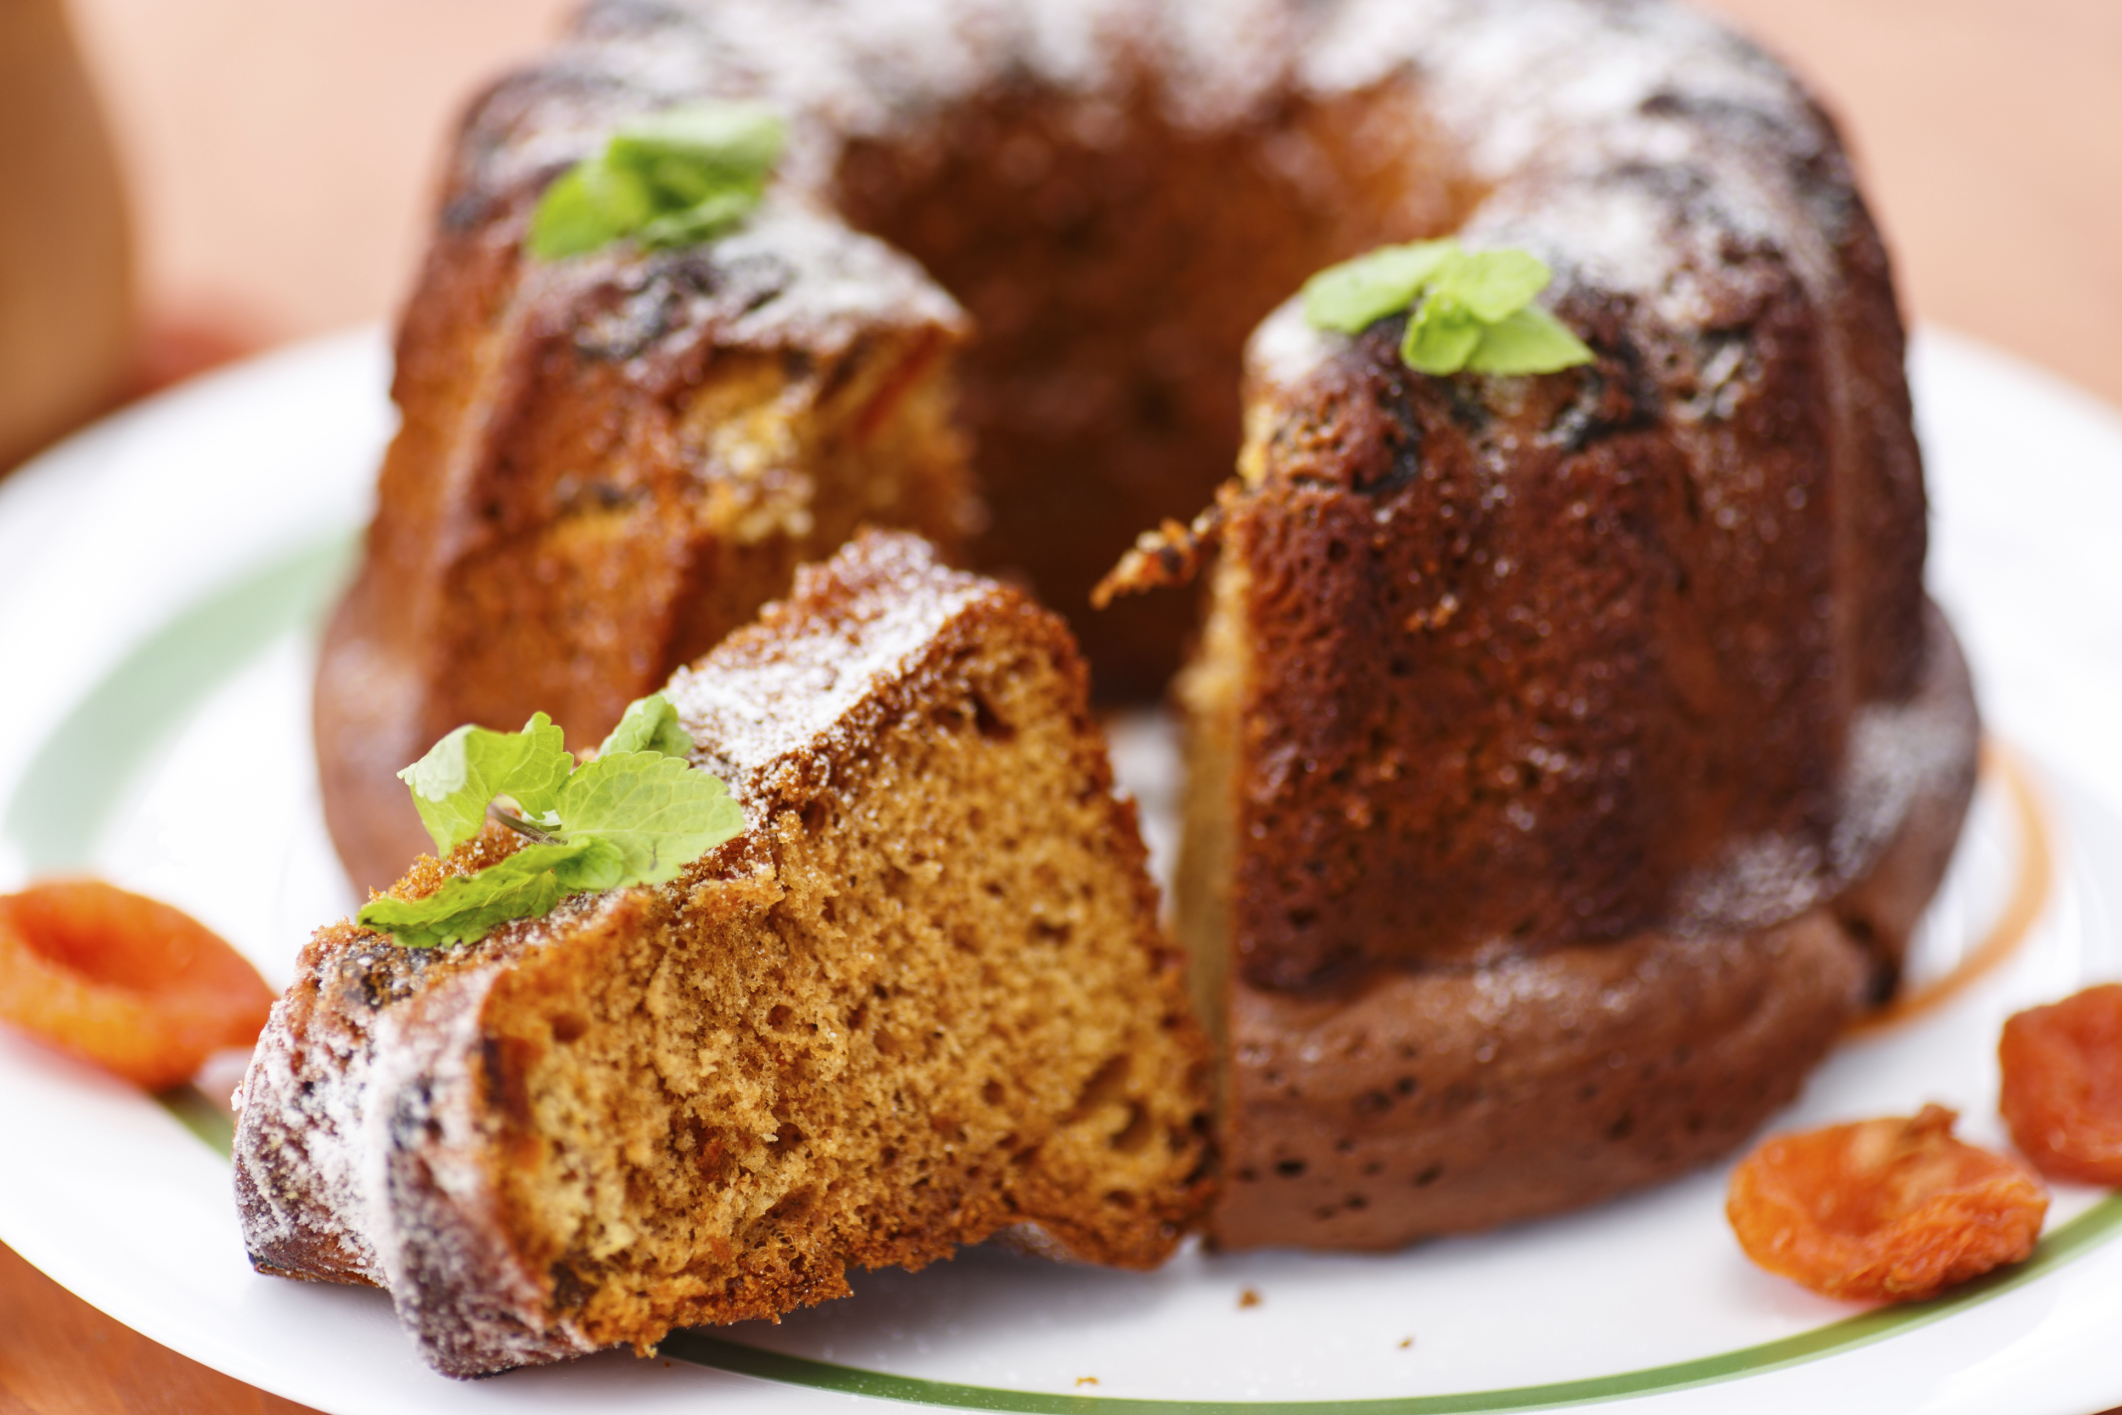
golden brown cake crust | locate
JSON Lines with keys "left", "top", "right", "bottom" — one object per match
{"left": 1202, "top": 256, "right": 1929, "bottom": 992}
{"left": 246, "top": 534, "right": 1212, "bottom": 1376}
{"left": 1076, "top": 0, "right": 1974, "bottom": 1244}
{"left": 1214, "top": 606, "right": 1977, "bottom": 1248}
{"left": 1179, "top": 268, "right": 1974, "bottom": 1239}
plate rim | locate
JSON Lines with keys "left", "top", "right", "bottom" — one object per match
{"left": 2, "top": 351, "right": 2120, "bottom": 1413}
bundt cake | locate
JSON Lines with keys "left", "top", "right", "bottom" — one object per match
{"left": 241, "top": 533, "right": 1213, "bottom": 1376}
{"left": 309, "top": 0, "right": 1979, "bottom": 1256}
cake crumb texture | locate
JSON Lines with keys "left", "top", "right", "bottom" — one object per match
{"left": 238, "top": 533, "right": 1212, "bottom": 1376}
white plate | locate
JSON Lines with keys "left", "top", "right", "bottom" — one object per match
{"left": 1, "top": 328, "right": 2120, "bottom": 1415}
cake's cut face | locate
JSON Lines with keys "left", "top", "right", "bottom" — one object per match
{"left": 240, "top": 533, "right": 1211, "bottom": 1376}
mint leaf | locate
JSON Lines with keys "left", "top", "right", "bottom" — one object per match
{"left": 1301, "top": 240, "right": 1461, "bottom": 334}
{"left": 529, "top": 101, "right": 784, "bottom": 262}
{"left": 1402, "top": 301, "right": 1484, "bottom": 376}
{"left": 1304, "top": 240, "right": 1591, "bottom": 379}
{"left": 560, "top": 750, "right": 745, "bottom": 886}
{"left": 1432, "top": 248, "right": 1551, "bottom": 322}
{"left": 378, "top": 701, "right": 744, "bottom": 948}
{"left": 606, "top": 102, "right": 783, "bottom": 194}
{"left": 637, "top": 187, "right": 764, "bottom": 250}
{"left": 1465, "top": 305, "right": 1597, "bottom": 375}
{"left": 599, "top": 693, "right": 694, "bottom": 759}
{"left": 355, "top": 839, "right": 626, "bottom": 949}
{"left": 397, "top": 713, "right": 573, "bottom": 858}
{"left": 527, "top": 161, "right": 656, "bottom": 261}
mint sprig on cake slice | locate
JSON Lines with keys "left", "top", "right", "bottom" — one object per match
{"left": 356, "top": 693, "right": 744, "bottom": 948}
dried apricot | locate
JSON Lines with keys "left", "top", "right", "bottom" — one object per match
{"left": 0, "top": 880, "right": 275, "bottom": 1090}
{"left": 2000, "top": 983, "right": 2122, "bottom": 1185}
{"left": 1726, "top": 1104, "right": 2047, "bottom": 1302}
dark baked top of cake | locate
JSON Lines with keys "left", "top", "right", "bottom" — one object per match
{"left": 405, "top": 0, "right": 1893, "bottom": 707}
{"left": 443, "top": 0, "right": 1856, "bottom": 338}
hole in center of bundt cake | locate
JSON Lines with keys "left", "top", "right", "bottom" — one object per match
{"left": 831, "top": 78, "right": 1480, "bottom": 699}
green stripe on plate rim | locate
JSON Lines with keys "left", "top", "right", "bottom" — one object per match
{"left": 2, "top": 532, "right": 359, "bottom": 871}
{"left": 674, "top": 1193, "right": 2122, "bottom": 1411}
{"left": 12, "top": 536, "right": 2120, "bottom": 1414}
{"left": 156, "top": 1083, "right": 238, "bottom": 1156}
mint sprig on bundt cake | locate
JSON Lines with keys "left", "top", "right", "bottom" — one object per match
{"left": 528, "top": 101, "right": 784, "bottom": 259}
{"left": 1302, "top": 240, "right": 1594, "bottom": 375}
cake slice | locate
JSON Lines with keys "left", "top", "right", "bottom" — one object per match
{"left": 234, "top": 531, "right": 1212, "bottom": 1377}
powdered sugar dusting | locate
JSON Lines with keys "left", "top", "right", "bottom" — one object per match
{"left": 1831, "top": 689, "right": 1982, "bottom": 884}
{"left": 1247, "top": 298, "right": 1335, "bottom": 391}
{"left": 676, "top": 207, "right": 966, "bottom": 355}
{"left": 364, "top": 964, "right": 601, "bottom": 1373}
{"left": 1678, "top": 612, "right": 1980, "bottom": 935}
{"left": 234, "top": 911, "right": 630, "bottom": 1373}
{"left": 1677, "top": 834, "right": 1830, "bottom": 935}
{"left": 666, "top": 532, "right": 993, "bottom": 813}
{"left": 1303, "top": 0, "right": 1838, "bottom": 301}
{"left": 233, "top": 985, "right": 386, "bottom": 1284}
{"left": 459, "top": 0, "right": 1856, "bottom": 382}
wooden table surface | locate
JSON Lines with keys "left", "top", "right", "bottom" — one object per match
{"left": 4, "top": 1, "right": 2119, "bottom": 1411}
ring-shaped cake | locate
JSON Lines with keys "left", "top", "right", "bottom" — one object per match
{"left": 306, "top": 0, "right": 1978, "bottom": 1261}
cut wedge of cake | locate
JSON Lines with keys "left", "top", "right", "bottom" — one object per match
{"left": 234, "top": 531, "right": 1213, "bottom": 1376}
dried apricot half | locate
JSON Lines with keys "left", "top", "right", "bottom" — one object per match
{"left": 0, "top": 880, "right": 275, "bottom": 1090}
{"left": 2000, "top": 983, "right": 2122, "bottom": 1185}
{"left": 1727, "top": 1104, "right": 2047, "bottom": 1302}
